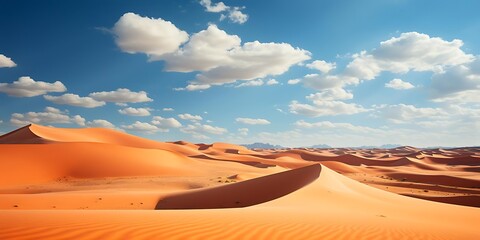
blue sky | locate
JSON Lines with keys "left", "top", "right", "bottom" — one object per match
{"left": 1, "top": 0, "right": 479, "bottom": 147}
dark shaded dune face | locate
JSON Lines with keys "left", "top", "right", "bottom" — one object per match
{"left": 0, "top": 125, "right": 50, "bottom": 144}
{"left": 155, "top": 164, "right": 321, "bottom": 209}
{"left": 423, "top": 156, "right": 480, "bottom": 166}
{"left": 402, "top": 194, "right": 480, "bottom": 208}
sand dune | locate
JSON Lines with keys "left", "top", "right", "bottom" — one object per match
{"left": 1, "top": 125, "right": 479, "bottom": 239}
{"left": 156, "top": 164, "right": 320, "bottom": 209}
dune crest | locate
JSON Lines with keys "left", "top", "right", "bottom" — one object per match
{"left": 0, "top": 124, "right": 48, "bottom": 144}
{"left": 155, "top": 164, "right": 321, "bottom": 209}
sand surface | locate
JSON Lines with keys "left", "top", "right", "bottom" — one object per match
{"left": 1, "top": 124, "right": 479, "bottom": 239}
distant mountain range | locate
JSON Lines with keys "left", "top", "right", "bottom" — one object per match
{"left": 308, "top": 144, "right": 332, "bottom": 148}
{"left": 241, "top": 142, "right": 285, "bottom": 149}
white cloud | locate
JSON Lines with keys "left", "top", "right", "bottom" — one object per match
{"left": 160, "top": 25, "right": 241, "bottom": 72}
{"left": 374, "top": 104, "right": 446, "bottom": 124}
{"left": 44, "top": 94, "right": 106, "bottom": 108}
{"left": 236, "top": 118, "right": 271, "bottom": 125}
{"left": 122, "top": 121, "right": 161, "bottom": 133}
{"left": 151, "top": 116, "right": 182, "bottom": 130}
{"left": 0, "top": 54, "right": 16, "bottom": 68}
{"left": 294, "top": 120, "right": 380, "bottom": 134}
{"left": 385, "top": 78, "right": 415, "bottom": 90}
{"left": 430, "top": 57, "right": 480, "bottom": 103}
{"left": 193, "top": 38, "right": 310, "bottom": 86}
{"left": 0, "top": 76, "right": 66, "bottom": 97}
{"left": 344, "top": 32, "right": 474, "bottom": 80}
{"left": 163, "top": 108, "right": 174, "bottom": 111}
{"left": 178, "top": 113, "right": 203, "bottom": 121}
{"left": 301, "top": 32, "right": 474, "bottom": 95}
{"left": 199, "top": 0, "right": 229, "bottom": 13}
{"left": 181, "top": 122, "right": 227, "bottom": 137}
{"left": 112, "top": 17, "right": 310, "bottom": 89}
{"left": 227, "top": 7, "right": 248, "bottom": 24}
{"left": 302, "top": 73, "right": 356, "bottom": 91}
{"left": 306, "top": 88, "right": 353, "bottom": 101}
{"left": 199, "top": 0, "right": 248, "bottom": 24}
{"left": 89, "top": 88, "right": 152, "bottom": 103}
{"left": 238, "top": 128, "right": 249, "bottom": 136}
{"left": 235, "top": 79, "right": 264, "bottom": 88}
{"left": 306, "top": 60, "right": 336, "bottom": 73}
{"left": 266, "top": 79, "right": 279, "bottom": 85}
{"left": 11, "top": 107, "right": 85, "bottom": 126}
{"left": 112, "top": 12, "right": 189, "bottom": 58}
{"left": 289, "top": 100, "right": 368, "bottom": 117}
{"left": 87, "top": 119, "right": 116, "bottom": 129}
{"left": 186, "top": 84, "right": 211, "bottom": 91}
{"left": 290, "top": 87, "right": 366, "bottom": 117}
{"left": 118, "top": 107, "right": 151, "bottom": 116}
{"left": 287, "top": 78, "right": 301, "bottom": 85}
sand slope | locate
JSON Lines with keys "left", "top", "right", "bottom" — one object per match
{"left": 1, "top": 124, "right": 479, "bottom": 239}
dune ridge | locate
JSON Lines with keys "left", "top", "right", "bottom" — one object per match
{"left": 155, "top": 164, "right": 321, "bottom": 209}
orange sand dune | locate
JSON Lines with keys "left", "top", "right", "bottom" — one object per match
{"left": 0, "top": 142, "right": 209, "bottom": 187}
{"left": 1, "top": 125, "right": 480, "bottom": 239}
{"left": 156, "top": 164, "right": 320, "bottom": 209}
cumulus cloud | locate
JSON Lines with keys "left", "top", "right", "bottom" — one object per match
{"left": 158, "top": 25, "right": 241, "bottom": 72}
{"left": 301, "top": 32, "right": 474, "bottom": 95}
{"left": 289, "top": 100, "right": 368, "bottom": 117}
{"left": 227, "top": 7, "right": 248, "bottom": 24}
{"left": 151, "top": 116, "right": 182, "bottom": 131}
{"left": 11, "top": 107, "right": 85, "bottom": 126}
{"left": 89, "top": 88, "right": 152, "bottom": 103}
{"left": 181, "top": 122, "right": 227, "bottom": 139}
{"left": 87, "top": 119, "right": 116, "bottom": 129}
{"left": 112, "top": 12, "right": 189, "bottom": 58}
{"left": 374, "top": 104, "right": 446, "bottom": 124}
{"left": 44, "top": 93, "right": 106, "bottom": 108}
{"left": 0, "top": 54, "right": 16, "bottom": 68}
{"left": 266, "top": 79, "right": 279, "bottom": 85}
{"left": 306, "top": 88, "right": 353, "bottom": 101}
{"left": 178, "top": 113, "right": 203, "bottom": 121}
{"left": 235, "top": 79, "right": 264, "bottom": 88}
{"left": 236, "top": 118, "right": 271, "bottom": 125}
{"left": 290, "top": 87, "right": 365, "bottom": 117}
{"left": 163, "top": 108, "right": 174, "bottom": 111}
{"left": 122, "top": 121, "right": 162, "bottom": 133}
{"left": 199, "top": 0, "right": 248, "bottom": 24}
{"left": 344, "top": 32, "right": 473, "bottom": 80}
{"left": 302, "top": 73, "right": 356, "bottom": 91}
{"left": 306, "top": 60, "right": 336, "bottom": 73}
{"left": 287, "top": 78, "right": 301, "bottom": 85}
{"left": 118, "top": 107, "right": 151, "bottom": 116}
{"left": 199, "top": 0, "right": 228, "bottom": 13}
{"left": 184, "top": 84, "right": 211, "bottom": 91}
{"left": 193, "top": 38, "right": 310, "bottom": 87}
{"left": 430, "top": 57, "right": 480, "bottom": 102}
{"left": 385, "top": 78, "right": 415, "bottom": 90}
{"left": 0, "top": 76, "right": 66, "bottom": 97}
{"left": 111, "top": 15, "right": 310, "bottom": 89}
